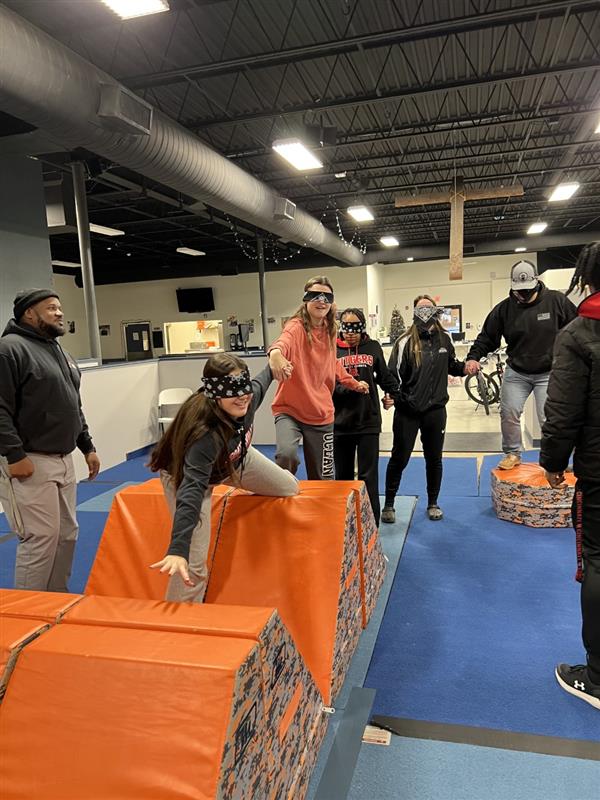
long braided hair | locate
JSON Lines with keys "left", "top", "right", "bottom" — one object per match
{"left": 567, "top": 242, "right": 600, "bottom": 295}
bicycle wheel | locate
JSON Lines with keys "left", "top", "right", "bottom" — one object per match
{"left": 465, "top": 373, "right": 498, "bottom": 414}
{"left": 486, "top": 372, "right": 501, "bottom": 405}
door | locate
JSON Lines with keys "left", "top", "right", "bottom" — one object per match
{"left": 123, "top": 321, "right": 153, "bottom": 361}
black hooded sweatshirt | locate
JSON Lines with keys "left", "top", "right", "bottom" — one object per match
{"left": 334, "top": 335, "right": 399, "bottom": 435}
{"left": 466, "top": 283, "right": 577, "bottom": 374}
{"left": 0, "top": 319, "right": 94, "bottom": 463}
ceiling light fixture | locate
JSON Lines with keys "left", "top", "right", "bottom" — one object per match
{"left": 515, "top": 247, "right": 527, "bottom": 252}
{"left": 89, "top": 223, "right": 125, "bottom": 236}
{"left": 272, "top": 139, "right": 323, "bottom": 171}
{"left": 527, "top": 222, "right": 548, "bottom": 235}
{"left": 101, "top": 1, "right": 169, "bottom": 19}
{"left": 51, "top": 260, "right": 81, "bottom": 267}
{"left": 176, "top": 247, "right": 206, "bottom": 256}
{"left": 335, "top": 171, "right": 347, "bottom": 179}
{"left": 348, "top": 206, "right": 374, "bottom": 222}
{"left": 380, "top": 236, "right": 399, "bottom": 247}
{"left": 549, "top": 182, "right": 580, "bottom": 202}
{"left": 407, "top": 257, "right": 414, "bottom": 262}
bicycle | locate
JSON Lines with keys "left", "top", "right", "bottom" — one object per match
{"left": 464, "top": 348, "right": 506, "bottom": 414}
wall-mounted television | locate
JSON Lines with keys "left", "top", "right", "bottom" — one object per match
{"left": 176, "top": 287, "right": 215, "bottom": 313}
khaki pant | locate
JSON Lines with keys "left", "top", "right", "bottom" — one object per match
{"left": 9, "top": 453, "right": 78, "bottom": 592}
{"left": 161, "top": 446, "right": 299, "bottom": 603}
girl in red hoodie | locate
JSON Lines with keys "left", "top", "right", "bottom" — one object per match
{"left": 268, "top": 276, "right": 369, "bottom": 479}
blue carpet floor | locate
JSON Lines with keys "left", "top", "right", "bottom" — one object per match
{"left": 365, "top": 496, "right": 599, "bottom": 741}
{"left": 379, "top": 455, "right": 479, "bottom": 498}
{"left": 346, "top": 736, "right": 599, "bottom": 800}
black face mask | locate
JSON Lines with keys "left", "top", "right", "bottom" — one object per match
{"left": 341, "top": 321, "right": 365, "bottom": 335}
{"left": 303, "top": 290, "right": 334, "bottom": 304}
{"left": 513, "top": 287, "right": 537, "bottom": 303}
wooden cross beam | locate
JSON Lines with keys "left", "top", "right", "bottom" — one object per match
{"left": 395, "top": 179, "right": 524, "bottom": 280}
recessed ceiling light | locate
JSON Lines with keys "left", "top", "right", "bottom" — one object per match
{"left": 335, "top": 171, "right": 347, "bottom": 179}
{"left": 549, "top": 182, "right": 580, "bottom": 202}
{"left": 407, "top": 257, "right": 414, "bottom": 262}
{"left": 348, "top": 206, "right": 374, "bottom": 222}
{"left": 272, "top": 139, "right": 323, "bottom": 171}
{"left": 126, "top": 252, "right": 132, "bottom": 257}
{"left": 101, "top": 1, "right": 169, "bottom": 19}
{"left": 176, "top": 247, "right": 206, "bottom": 256}
{"left": 380, "top": 236, "right": 399, "bottom": 247}
{"left": 527, "top": 222, "right": 548, "bottom": 235}
{"left": 51, "top": 260, "right": 81, "bottom": 267}
{"left": 89, "top": 223, "right": 125, "bottom": 236}
{"left": 515, "top": 247, "right": 527, "bottom": 252}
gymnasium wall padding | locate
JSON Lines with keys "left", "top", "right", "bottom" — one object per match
{"left": 0, "top": 623, "right": 270, "bottom": 800}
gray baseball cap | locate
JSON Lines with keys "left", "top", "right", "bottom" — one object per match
{"left": 510, "top": 260, "right": 538, "bottom": 291}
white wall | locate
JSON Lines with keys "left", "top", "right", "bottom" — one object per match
{"left": 381, "top": 253, "right": 537, "bottom": 336}
{"left": 54, "top": 265, "right": 367, "bottom": 361}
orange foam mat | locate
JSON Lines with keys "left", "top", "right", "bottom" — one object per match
{"left": 0, "top": 623, "right": 269, "bottom": 800}
{"left": 0, "top": 616, "right": 50, "bottom": 699}
{"left": 204, "top": 487, "right": 364, "bottom": 704}
{"left": 491, "top": 464, "right": 576, "bottom": 528}
{"left": 61, "top": 595, "right": 326, "bottom": 799}
{"left": 0, "top": 589, "right": 83, "bottom": 622}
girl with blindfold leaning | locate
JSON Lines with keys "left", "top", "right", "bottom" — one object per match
{"left": 268, "top": 277, "right": 370, "bottom": 480}
{"left": 149, "top": 354, "right": 298, "bottom": 602}
{"left": 334, "top": 308, "right": 400, "bottom": 524}
{"left": 381, "top": 295, "right": 467, "bottom": 524}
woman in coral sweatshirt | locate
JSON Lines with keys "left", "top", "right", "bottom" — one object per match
{"left": 268, "top": 276, "right": 369, "bottom": 479}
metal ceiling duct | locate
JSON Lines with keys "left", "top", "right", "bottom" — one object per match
{"left": 0, "top": 4, "right": 364, "bottom": 267}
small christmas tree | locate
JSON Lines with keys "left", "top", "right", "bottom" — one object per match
{"left": 389, "top": 306, "right": 406, "bottom": 342}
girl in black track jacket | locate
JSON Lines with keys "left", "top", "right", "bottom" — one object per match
{"left": 381, "top": 295, "right": 466, "bottom": 524}
{"left": 334, "top": 308, "right": 399, "bottom": 524}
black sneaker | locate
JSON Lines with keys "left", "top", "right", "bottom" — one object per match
{"left": 381, "top": 506, "right": 395, "bottom": 524}
{"left": 555, "top": 664, "right": 600, "bottom": 710}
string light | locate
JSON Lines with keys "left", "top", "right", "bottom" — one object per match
{"left": 225, "top": 200, "right": 368, "bottom": 263}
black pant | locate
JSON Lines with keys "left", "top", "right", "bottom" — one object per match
{"left": 334, "top": 433, "right": 381, "bottom": 523}
{"left": 572, "top": 481, "right": 600, "bottom": 684}
{"left": 385, "top": 406, "right": 446, "bottom": 507}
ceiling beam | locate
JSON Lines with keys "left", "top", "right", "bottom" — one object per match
{"left": 123, "top": 1, "right": 596, "bottom": 90}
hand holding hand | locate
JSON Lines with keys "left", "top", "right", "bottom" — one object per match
{"left": 85, "top": 451, "right": 101, "bottom": 481}
{"left": 382, "top": 394, "right": 394, "bottom": 410}
{"left": 465, "top": 359, "right": 481, "bottom": 376}
{"left": 9, "top": 456, "right": 35, "bottom": 480}
{"left": 269, "top": 349, "right": 293, "bottom": 381}
{"left": 545, "top": 470, "right": 565, "bottom": 488}
{"left": 150, "top": 555, "right": 195, "bottom": 586}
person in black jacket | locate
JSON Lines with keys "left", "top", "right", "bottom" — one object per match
{"left": 0, "top": 289, "right": 100, "bottom": 592}
{"left": 466, "top": 261, "right": 576, "bottom": 470}
{"left": 334, "top": 308, "right": 400, "bottom": 524}
{"left": 539, "top": 242, "right": 600, "bottom": 711}
{"left": 149, "top": 353, "right": 298, "bottom": 603}
{"left": 381, "top": 295, "right": 466, "bottom": 524}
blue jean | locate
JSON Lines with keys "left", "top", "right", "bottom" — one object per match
{"left": 500, "top": 366, "right": 549, "bottom": 454}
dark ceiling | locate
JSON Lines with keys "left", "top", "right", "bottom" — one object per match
{"left": 2, "top": 0, "right": 600, "bottom": 283}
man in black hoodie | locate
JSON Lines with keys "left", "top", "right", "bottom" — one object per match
{"left": 466, "top": 261, "right": 576, "bottom": 469}
{"left": 0, "top": 289, "right": 100, "bottom": 591}
{"left": 540, "top": 242, "right": 600, "bottom": 711}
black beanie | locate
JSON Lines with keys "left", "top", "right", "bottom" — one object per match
{"left": 13, "top": 289, "right": 60, "bottom": 321}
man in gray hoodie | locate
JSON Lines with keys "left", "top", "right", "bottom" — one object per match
{"left": 0, "top": 289, "right": 100, "bottom": 591}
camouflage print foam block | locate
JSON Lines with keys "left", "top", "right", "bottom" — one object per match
{"left": 218, "top": 643, "right": 269, "bottom": 800}
{"left": 331, "top": 556, "right": 363, "bottom": 701}
{"left": 261, "top": 613, "right": 326, "bottom": 800}
{"left": 285, "top": 709, "right": 331, "bottom": 800}
{"left": 491, "top": 473, "right": 574, "bottom": 528}
{"left": 353, "top": 484, "right": 386, "bottom": 627}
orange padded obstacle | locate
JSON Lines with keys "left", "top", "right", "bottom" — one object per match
{"left": 0, "top": 623, "right": 270, "bottom": 800}
{"left": 0, "top": 588, "right": 83, "bottom": 622}
{"left": 491, "top": 464, "right": 576, "bottom": 527}
{"left": 0, "top": 616, "right": 49, "bottom": 699}
{"left": 60, "top": 595, "right": 326, "bottom": 799}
